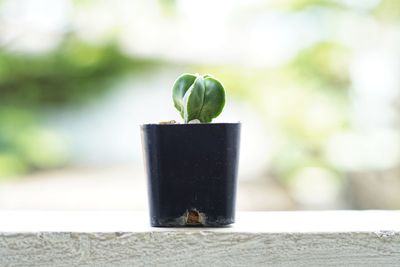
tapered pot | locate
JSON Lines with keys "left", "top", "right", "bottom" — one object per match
{"left": 141, "top": 123, "right": 241, "bottom": 227}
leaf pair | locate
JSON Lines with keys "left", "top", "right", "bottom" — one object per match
{"left": 172, "top": 73, "right": 225, "bottom": 123}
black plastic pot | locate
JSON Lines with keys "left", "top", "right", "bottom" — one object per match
{"left": 141, "top": 123, "right": 241, "bottom": 227}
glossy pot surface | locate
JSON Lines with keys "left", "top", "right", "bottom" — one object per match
{"left": 141, "top": 123, "right": 241, "bottom": 227}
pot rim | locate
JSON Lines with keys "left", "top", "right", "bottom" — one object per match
{"left": 141, "top": 122, "right": 241, "bottom": 127}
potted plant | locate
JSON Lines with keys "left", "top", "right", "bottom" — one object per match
{"left": 141, "top": 73, "right": 241, "bottom": 227}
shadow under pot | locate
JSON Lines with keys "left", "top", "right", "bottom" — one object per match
{"left": 141, "top": 122, "right": 241, "bottom": 227}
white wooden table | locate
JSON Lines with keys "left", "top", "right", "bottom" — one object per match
{"left": 1, "top": 211, "right": 400, "bottom": 266}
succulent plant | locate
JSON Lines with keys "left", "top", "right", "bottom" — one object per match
{"left": 172, "top": 73, "right": 225, "bottom": 123}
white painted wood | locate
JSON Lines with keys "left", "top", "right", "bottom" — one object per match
{"left": 1, "top": 211, "right": 400, "bottom": 266}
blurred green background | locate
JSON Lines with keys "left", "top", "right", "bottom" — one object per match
{"left": 1, "top": 0, "right": 399, "bottom": 210}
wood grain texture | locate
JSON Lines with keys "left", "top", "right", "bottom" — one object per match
{"left": 1, "top": 211, "right": 400, "bottom": 266}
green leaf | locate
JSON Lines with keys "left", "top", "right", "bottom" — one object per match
{"left": 172, "top": 73, "right": 225, "bottom": 123}
{"left": 198, "top": 77, "right": 225, "bottom": 122}
{"left": 183, "top": 76, "right": 205, "bottom": 122}
{"left": 172, "top": 73, "right": 197, "bottom": 116}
